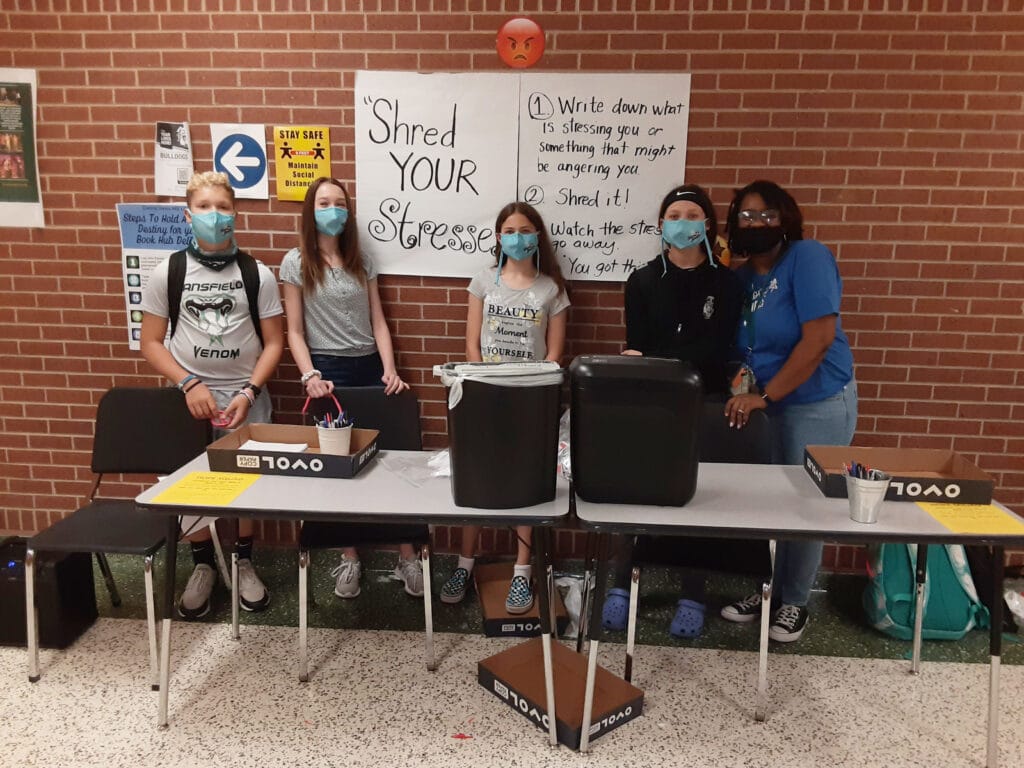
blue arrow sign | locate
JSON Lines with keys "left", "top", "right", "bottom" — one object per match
{"left": 213, "top": 133, "right": 266, "bottom": 189}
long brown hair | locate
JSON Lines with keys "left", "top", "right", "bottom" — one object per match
{"left": 299, "top": 177, "right": 365, "bottom": 292}
{"left": 493, "top": 201, "right": 567, "bottom": 298}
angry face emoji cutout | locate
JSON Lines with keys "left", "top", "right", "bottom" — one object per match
{"left": 497, "top": 17, "right": 544, "bottom": 69}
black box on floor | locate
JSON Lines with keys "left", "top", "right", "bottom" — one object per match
{"left": 570, "top": 355, "right": 703, "bottom": 506}
{"left": 474, "top": 561, "right": 570, "bottom": 637}
{"left": 478, "top": 637, "right": 644, "bottom": 749}
{"left": 0, "top": 537, "right": 97, "bottom": 648}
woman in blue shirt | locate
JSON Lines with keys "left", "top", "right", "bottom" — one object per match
{"left": 720, "top": 180, "right": 857, "bottom": 643}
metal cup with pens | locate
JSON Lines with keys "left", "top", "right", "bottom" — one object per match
{"left": 302, "top": 394, "right": 354, "bottom": 456}
{"left": 845, "top": 461, "right": 891, "bottom": 524}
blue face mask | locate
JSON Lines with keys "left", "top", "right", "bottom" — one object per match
{"left": 500, "top": 232, "right": 539, "bottom": 262}
{"left": 189, "top": 210, "right": 235, "bottom": 245}
{"left": 315, "top": 206, "right": 348, "bottom": 237}
{"left": 660, "top": 217, "right": 716, "bottom": 273}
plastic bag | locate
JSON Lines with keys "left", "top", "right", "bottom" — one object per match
{"left": 379, "top": 451, "right": 441, "bottom": 487}
{"left": 1003, "top": 578, "right": 1024, "bottom": 631}
{"left": 556, "top": 408, "right": 571, "bottom": 481}
{"left": 555, "top": 573, "right": 584, "bottom": 639}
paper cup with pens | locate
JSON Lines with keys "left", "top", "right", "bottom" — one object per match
{"left": 845, "top": 462, "right": 891, "bottom": 524}
{"left": 303, "top": 394, "right": 354, "bottom": 456}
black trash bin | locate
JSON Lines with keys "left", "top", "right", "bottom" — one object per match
{"left": 570, "top": 355, "right": 704, "bottom": 506}
{"left": 437, "top": 362, "right": 563, "bottom": 509}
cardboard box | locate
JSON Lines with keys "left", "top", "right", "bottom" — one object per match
{"left": 478, "top": 637, "right": 644, "bottom": 750}
{"left": 804, "top": 445, "right": 994, "bottom": 505}
{"left": 206, "top": 423, "right": 379, "bottom": 479}
{"left": 474, "top": 561, "right": 570, "bottom": 638}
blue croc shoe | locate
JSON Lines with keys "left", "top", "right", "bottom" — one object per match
{"left": 601, "top": 588, "right": 631, "bottom": 631}
{"left": 669, "top": 599, "right": 706, "bottom": 639}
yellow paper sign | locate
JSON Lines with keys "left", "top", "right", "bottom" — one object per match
{"left": 917, "top": 502, "right": 1024, "bottom": 536}
{"left": 149, "top": 472, "right": 259, "bottom": 507}
{"left": 274, "top": 125, "right": 331, "bottom": 201}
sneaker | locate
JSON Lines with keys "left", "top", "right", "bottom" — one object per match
{"left": 237, "top": 558, "right": 270, "bottom": 612}
{"left": 440, "top": 567, "right": 471, "bottom": 604}
{"left": 331, "top": 555, "right": 361, "bottom": 599}
{"left": 720, "top": 593, "right": 763, "bottom": 623}
{"left": 769, "top": 604, "right": 809, "bottom": 643}
{"left": 177, "top": 563, "right": 216, "bottom": 619}
{"left": 505, "top": 575, "right": 534, "bottom": 615}
{"left": 392, "top": 556, "right": 424, "bottom": 597}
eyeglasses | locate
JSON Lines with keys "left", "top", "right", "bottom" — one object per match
{"left": 737, "top": 209, "right": 780, "bottom": 226}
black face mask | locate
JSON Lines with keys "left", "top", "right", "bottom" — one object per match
{"left": 729, "top": 226, "right": 785, "bottom": 256}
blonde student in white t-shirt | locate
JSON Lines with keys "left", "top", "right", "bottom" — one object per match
{"left": 440, "top": 201, "right": 570, "bottom": 614}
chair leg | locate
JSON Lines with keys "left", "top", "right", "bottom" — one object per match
{"left": 209, "top": 520, "right": 231, "bottom": 586}
{"left": 26, "top": 547, "right": 40, "bottom": 682}
{"left": 298, "top": 548, "right": 309, "bottom": 682}
{"left": 624, "top": 566, "right": 641, "bottom": 683}
{"left": 144, "top": 555, "right": 160, "bottom": 691}
{"left": 576, "top": 531, "right": 597, "bottom": 653}
{"left": 755, "top": 538, "right": 777, "bottom": 723}
{"left": 96, "top": 552, "right": 122, "bottom": 607}
{"left": 231, "top": 551, "right": 240, "bottom": 640}
{"left": 421, "top": 544, "right": 436, "bottom": 671}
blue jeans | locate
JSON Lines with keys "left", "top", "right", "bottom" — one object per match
{"left": 311, "top": 352, "right": 384, "bottom": 388}
{"left": 771, "top": 381, "right": 858, "bottom": 606}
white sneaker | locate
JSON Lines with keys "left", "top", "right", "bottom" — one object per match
{"left": 331, "top": 555, "right": 361, "bottom": 599}
{"left": 178, "top": 563, "right": 216, "bottom": 619}
{"left": 237, "top": 558, "right": 270, "bottom": 612}
{"left": 392, "top": 556, "right": 424, "bottom": 597}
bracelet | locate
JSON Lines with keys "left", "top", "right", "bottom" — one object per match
{"left": 236, "top": 388, "right": 256, "bottom": 407}
{"left": 176, "top": 373, "right": 198, "bottom": 391}
{"left": 183, "top": 378, "right": 203, "bottom": 394}
{"left": 300, "top": 369, "right": 322, "bottom": 385}
{"left": 242, "top": 382, "right": 262, "bottom": 397}
{"left": 761, "top": 389, "right": 773, "bottom": 404}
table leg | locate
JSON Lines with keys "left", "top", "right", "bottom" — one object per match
{"left": 911, "top": 543, "right": 927, "bottom": 675}
{"left": 25, "top": 547, "right": 39, "bottom": 682}
{"left": 624, "top": 566, "right": 639, "bottom": 683}
{"left": 231, "top": 551, "right": 240, "bottom": 640}
{"left": 755, "top": 538, "right": 776, "bottom": 723}
{"left": 576, "top": 531, "right": 596, "bottom": 654}
{"left": 532, "top": 526, "right": 558, "bottom": 747}
{"left": 157, "top": 515, "right": 178, "bottom": 729}
{"left": 298, "top": 548, "right": 309, "bottom": 683}
{"left": 986, "top": 546, "right": 1004, "bottom": 768}
{"left": 421, "top": 543, "right": 436, "bottom": 671}
{"left": 580, "top": 533, "right": 612, "bottom": 753}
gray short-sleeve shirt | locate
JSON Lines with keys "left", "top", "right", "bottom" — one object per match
{"left": 468, "top": 267, "right": 570, "bottom": 362}
{"left": 280, "top": 248, "right": 378, "bottom": 357}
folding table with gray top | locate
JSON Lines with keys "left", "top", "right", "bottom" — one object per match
{"left": 137, "top": 449, "right": 569, "bottom": 745}
{"left": 574, "top": 462, "right": 1024, "bottom": 767}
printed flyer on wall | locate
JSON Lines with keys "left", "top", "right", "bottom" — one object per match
{"left": 154, "top": 121, "right": 194, "bottom": 197}
{"left": 0, "top": 68, "right": 43, "bottom": 228}
{"left": 117, "top": 202, "right": 190, "bottom": 350}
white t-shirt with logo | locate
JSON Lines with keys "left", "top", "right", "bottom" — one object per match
{"left": 468, "top": 266, "right": 570, "bottom": 362}
{"left": 140, "top": 253, "right": 283, "bottom": 389}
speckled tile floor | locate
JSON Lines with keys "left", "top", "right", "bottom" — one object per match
{"left": 4, "top": 547, "right": 1024, "bottom": 767}
{"left": 3, "top": 619, "right": 1023, "bottom": 768}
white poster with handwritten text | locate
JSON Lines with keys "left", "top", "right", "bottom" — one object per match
{"left": 355, "top": 71, "right": 518, "bottom": 278}
{"left": 355, "top": 71, "right": 689, "bottom": 282}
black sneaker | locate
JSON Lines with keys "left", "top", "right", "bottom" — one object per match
{"left": 720, "top": 593, "right": 762, "bottom": 623}
{"left": 769, "top": 604, "right": 809, "bottom": 643}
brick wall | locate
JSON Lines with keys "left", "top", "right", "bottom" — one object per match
{"left": 1, "top": 1, "right": 1022, "bottom": 572}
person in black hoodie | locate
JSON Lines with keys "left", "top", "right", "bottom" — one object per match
{"left": 602, "top": 183, "right": 743, "bottom": 639}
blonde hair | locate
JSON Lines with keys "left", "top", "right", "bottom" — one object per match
{"left": 185, "top": 171, "right": 235, "bottom": 206}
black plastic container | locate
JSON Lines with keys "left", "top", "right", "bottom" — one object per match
{"left": 0, "top": 537, "right": 97, "bottom": 648}
{"left": 570, "top": 355, "right": 704, "bottom": 506}
{"left": 447, "top": 378, "right": 562, "bottom": 509}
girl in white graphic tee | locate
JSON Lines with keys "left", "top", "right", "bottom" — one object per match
{"left": 441, "top": 202, "right": 570, "bottom": 614}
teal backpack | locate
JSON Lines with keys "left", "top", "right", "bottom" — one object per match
{"left": 863, "top": 543, "right": 989, "bottom": 640}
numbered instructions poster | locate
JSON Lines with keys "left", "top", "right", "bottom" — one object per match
{"left": 354, "top": 71, "right": 690, "bottom": 282}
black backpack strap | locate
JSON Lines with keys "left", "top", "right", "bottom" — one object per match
{"left": 167, "top": 249, "right": 187, "bottom": 338}
{"left": 236, "top": 252, "right": 264, "bottom": 348}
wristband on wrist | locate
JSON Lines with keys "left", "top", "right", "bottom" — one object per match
{"left": 300, "top": 369, "right": 322, "bottom": 385}
{"left": 176, "top": 373, "right": 198, "bottom": 391}
{"left": 237, "top": 388, "right": 256, "bottom": 407}
{"left": 761, "top": 389, "right": 773, "bottom": 404}
{"left": 242, "top": 382, "right": 261, "bottom": 397}
{"left": 183, "top": 378, "right": 202, "bottom": 394}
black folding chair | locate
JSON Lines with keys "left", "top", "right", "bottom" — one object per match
{"left": 26, "top": 387, "right": 209, "bottom": 687}
{"left": 297, "top": 387, "right": 435, "bottom": 679}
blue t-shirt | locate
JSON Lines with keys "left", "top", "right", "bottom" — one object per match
{"left": 736, "top": 239, "right": 854, "bottom": 405}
